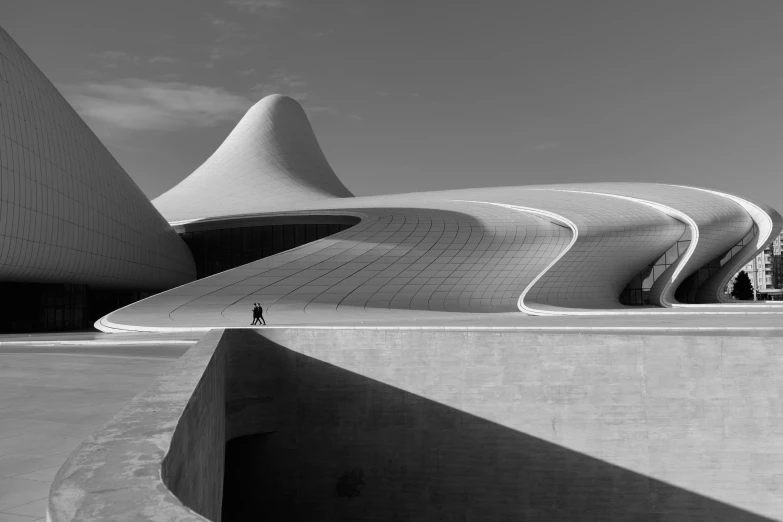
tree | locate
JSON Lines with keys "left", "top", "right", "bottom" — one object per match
{"left": 731, "top": 270, "right": 754, "bottom": 300}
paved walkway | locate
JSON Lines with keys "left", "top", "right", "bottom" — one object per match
{"left": 0, "top": 333, "right": 198, "bottom": 522}
{"left": 99, "top": 301, "right": 783, "bottom": 334}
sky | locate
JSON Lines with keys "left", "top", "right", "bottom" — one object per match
{"left": 2, "top": 1, "right": 783, "bottom": 205}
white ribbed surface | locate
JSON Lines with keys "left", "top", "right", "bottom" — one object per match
{"left": 0, "top": 27, "right": 195, "bottom": 290}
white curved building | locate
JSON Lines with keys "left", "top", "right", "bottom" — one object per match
{"left": 153, "top": 94, "right": 353, "bottom": 223}
{"left": 0, "top": 26, "right": 195, "bottom": 331}
{"left": 98, "top": 94, "right": 783, "bottom": 331}
{"left": 7, "top": 23, "right": 780, "bottom": 522}
{"left": 0, "top": 24, "right": 780, "bottom": 334}
{"left": 0, "top": 27, "right": 195, "bottom": 289}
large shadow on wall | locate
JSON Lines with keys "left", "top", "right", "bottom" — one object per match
{"left": 221, "top": 331, "right": 771, "bottom": 522}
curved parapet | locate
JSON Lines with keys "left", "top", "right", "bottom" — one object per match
{"left": 529, "top": 183, "right": 753, "bottom": 307}
{"left": 621, "top": 185, "right": 752, "bottom": 305}
{"left": 153, "top": 94, "right": 353, "bottom": 223}
{"left": 48, "top": 329, "right": 226, "bottom": 522}
{"left": 49, "top": 328, "right": 783, "bottom": 521}
{"left": 524, "top": 188, "right": 698, "bottom": 309}
{"left": 0, "top": 26, "right": 195, "bottom": 290}
{"left": 496, "top": 188, "right": 686, "bottom": 311}
{"left": 693, "top": 195, "right": 783, "bottom": 304}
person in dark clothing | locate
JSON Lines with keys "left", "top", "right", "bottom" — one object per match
{"left": 251, "top": 303, "right": 266, "bottom": 326}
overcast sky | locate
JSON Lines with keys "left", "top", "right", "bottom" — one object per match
{"left": 2, "top": 1, "right": 783, "bottom": 206}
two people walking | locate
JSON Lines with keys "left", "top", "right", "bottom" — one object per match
{"left": 251, "top": 303, "right": 266, "bottom": 326}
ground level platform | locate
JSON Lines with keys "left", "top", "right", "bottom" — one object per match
{"left": 0, "top": 333, "right": 198, "bottom": 521}
{"left": 98, "top": 302, "right": 783, "bottom": 334}
{"left": 4, "top": 308, "right": 783, "bottom": 520}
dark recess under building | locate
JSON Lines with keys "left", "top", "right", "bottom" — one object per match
{"left": 0, "top": 218, "right": 358, "bottom": 333}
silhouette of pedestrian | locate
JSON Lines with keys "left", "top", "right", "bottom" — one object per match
{"left": 251, "top": 303, "right": 259, "bottom": 325}
{"left": 257, "top": 304, "right": 266, "bottom": 326}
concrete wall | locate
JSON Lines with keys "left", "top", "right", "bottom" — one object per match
{"left": 47, "top": 329, "right": 226, "bottom": 522}
{"left": 222, "top": 329, "right": 783, "bottom": 521}
{"left": 49, "top": 328, "right": 783, "bottom": 521}
{"left": 161, "top": 331, "right": 226, "bottom": 521}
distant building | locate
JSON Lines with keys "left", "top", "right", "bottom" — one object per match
{"left": 728, "top": 232, "right": 783, "bottom": 300}
{"left": 753, "top": 232, "right": 783, "bottom": 299}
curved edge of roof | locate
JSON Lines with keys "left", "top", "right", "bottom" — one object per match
{"left": 683, "top": 189, "right": 783, "bottom": 305}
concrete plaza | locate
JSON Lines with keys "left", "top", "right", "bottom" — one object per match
{"left": 0, "top": 333, "right": 198, "bottom": 521}
{"left": 4, "top": 313, "right": 783, "bottom": 521}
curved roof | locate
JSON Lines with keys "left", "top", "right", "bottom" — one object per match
{"left": 153, "top": 95, "right": 353, "bottom": 223}
{"left": 91, "top": 91, "right": 783, "bottom": 330}
{"left": 99, "top": 182, "right": 783, "bottom": 332}
{"left": 1, "top": 24, "right": 780, "bottom": 332}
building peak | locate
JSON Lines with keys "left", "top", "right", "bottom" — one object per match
{"left": 153, "top": 93, "right": 352, "bottom": 222}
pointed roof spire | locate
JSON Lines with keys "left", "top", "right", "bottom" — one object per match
{"left": 154, "top": 94, "right": 352, "bottom": 222}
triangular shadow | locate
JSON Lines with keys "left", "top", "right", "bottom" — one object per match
{"left": 222, "top": 330, "right": 772, "bottom": 521}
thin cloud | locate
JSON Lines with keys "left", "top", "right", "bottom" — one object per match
{"left": 532, "top": 142, "right": 560, "bottom": 151}
{"left": 248, "top": 73, "right": 347, "bottom": 119}
{"left": 206, "top": 15, "right": 258, "bottom": 65}
{"left": 250, "top": 72, "right": 310, "bottom": 101}
{"left": 226, "top": 0, "right": 290, "bottom": 13}
{"left": 61, "top": 79, "right": 252, "bottom": 131}
{"left": 148, "top": 56, "right": 178, "bottom": 64}
{"left": 306, "top": 105, "right": 338, "bottom": 114}
{"left": 90, "top": 51, "right": 178, "bottom": 67}
{"left": 90, "top": 51, "right": 141, "bottom": 67}
{"left": 301, "top": 29, "right": 333, "bottom": 38}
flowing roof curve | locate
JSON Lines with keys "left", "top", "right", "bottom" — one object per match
{"left": 153, "top": 94, "right": 353, "bottom": 223}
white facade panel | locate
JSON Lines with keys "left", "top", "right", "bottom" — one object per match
{"left": 0, "top": 26, "right": 195, "bottom": 290}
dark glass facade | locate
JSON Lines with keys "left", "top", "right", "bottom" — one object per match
{"left": 620, "top": 237, "right": 691, "bottom": 306}
{"left": 772, "top": 254, "right": 783, "bottom": 290}
{"left": 620, "top": 224, "right": 759, "bottom": 306}
{"left": 0, "top": 220, "right": 356, "bottom": 333}
{"left": 179, "top": 223, "right": 354, "bottom": 279}
{"left": 0, "top": 282, "right": 150, "bottom": 333}
{"left": 676, "top": 224, "right": 757, "bottom": 303}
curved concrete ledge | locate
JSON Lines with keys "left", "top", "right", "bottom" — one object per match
{"left": 48, "top": 328, "right": 783, "bottom": 520}
{"left": 47, "top": 329, "right": 227, "bottom": 522}
{"left": 47, "top": 327, "right": 301, "bottom": 522}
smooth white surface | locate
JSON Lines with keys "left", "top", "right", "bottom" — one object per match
{"left": 0, "top": 27, "right": 195, "bottom": 290}
{"left": 97, "top": 184, "right": 783, "bottom": 331}
{"left": 153, "top": 94, "right": 353, "bottom": 223}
